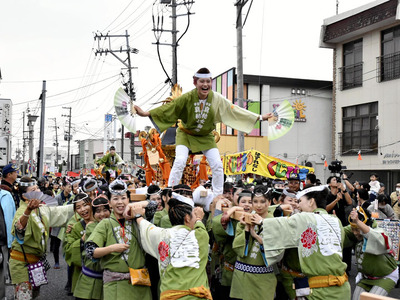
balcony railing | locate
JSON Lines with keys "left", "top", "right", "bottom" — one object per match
{"left": 377, "top": 51, "right": 400, "bottom": 82}
{"left": 339, "top": 62, "right": 363, "bottom": 90}
{"left": 338, "top": 130, "right": 378, "bottom": 155}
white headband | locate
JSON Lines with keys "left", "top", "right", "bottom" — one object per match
{"left": 283, "top": 189, "right": 297, "bottom": 198}
{"left": 296, "top": 185, "right": 329, "bottom": 200}
{"left": 194, "top": 73, "right": 212, "bottom": 78}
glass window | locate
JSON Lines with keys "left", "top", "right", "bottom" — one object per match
{"left": 341, "top": 39, "right": 363, "bottom": 90}
{"left": 380, "top": 25, "right": 400, "bottom": 81}
{"left": 341, "top": 102, "right": 378, "bottom": 155}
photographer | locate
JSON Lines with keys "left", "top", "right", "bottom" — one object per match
{"left": 325, "top": 176, "right": 353, "bottom": 221}
{"left": 389, "top": 183, "right": 400, "bottom": 219}
{"left": 325, "top": 175, "right": 354, "bottom": 273}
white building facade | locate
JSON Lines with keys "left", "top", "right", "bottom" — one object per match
{"left": 320, "top": 0, "right": 400, "bottom": 189}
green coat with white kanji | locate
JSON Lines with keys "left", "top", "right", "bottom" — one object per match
{"left": 74, "top": 221, "right": 103, "bottom": 300}
{"left": 87, "top": 214, "right": 151, "bottom": 300}
{"left": 150, "top": 89, "right": 259, "bottom": 153}
{"left": 10, "top": 201, "right": 74, "bottom": 284}
{"left": 230, "top": 214, "right": 277, "bottom": 300}
{"left": 344, "top": 225, "right": 398, "bottom": 293}
{"left": 138, "top": 219, "right": 210, "bottom": 299}
{"left": 262, "top": 209, "right": 351, "bottom": 300}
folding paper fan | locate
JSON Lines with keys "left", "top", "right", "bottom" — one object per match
{"left": 39, "top": 194, "right": 58, "bottom": 207}
{"left": 23, "top": 191, "right": 58, "bottom": 207}
{"left": 23, "top": 191, "right": 43, "bottom": 201}
{"left": 268, "top": 100, "right": 295, "bottom": 141}
{"left": 114, "top": 88, "right": 136, "bottom": 133}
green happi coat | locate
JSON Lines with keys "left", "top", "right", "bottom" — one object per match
{"left": 96, "top": 152, "right": 124, "bottom": 171}
{"left": 211, "top": 214, "right": 238, "bottom": 287}
{"left": 87, "top": 214, "right": 151, "bottom": 300}
{"left": 149, "top": 89, "right": 259, "bottom": 153}
{"left": 230, "top": 213, "right": 277, "bottom": 300}
{"left": 344, "top": 225, "right": 398, "bottom": 293}
{"left": 10, "top": 201, "right": 74, "bottom": 284}
{"left": 74, "top": 221, "right": 103, "bottom": 300}
{"left": 137, "top": 219, "right": 210, "bottom": 299}
{"left": 262, "top": 209, "right": 351, "bottom": 300}
{"left": 159, "top": 214, "right": 172, "bottom": 229}
{"left": 153, "top": 208, "right": 168, "bottom": 227}
{"left": 65, "top": 219, "right": 88, "bottom": 293}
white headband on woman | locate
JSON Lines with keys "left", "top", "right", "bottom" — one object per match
{"left": 194, "top": 73, "right": 212, "bottom": 78}
{"left": 296, "top": 185, "right": 328, "bottom": 200}
{"left": 19, "top": 180, "right": 37, "bottom": 187}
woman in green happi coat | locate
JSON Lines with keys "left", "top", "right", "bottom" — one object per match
{"left": 230, "top": 185, "right": 277, "bottom": 300}
{"left": 211, "top": 189, "right": 252, "bottom": 299}
{"left": 10, "top": 176, "right": 74, "bottom": 300}
{"left": 65, "top": 193, "right": 95, "bottom": 294}
{"left": 74, "top": 193, "right": 111, "bottom": 300}
{"left": 85, "top": 180, "right": 152, "bottom": 300}
{"left": 262, "top": 185, "right": 351, "bottom": 300}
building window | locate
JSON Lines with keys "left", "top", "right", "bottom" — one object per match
{"left": 340, "top": 39, "right": 363, "bottom": 90}
{"left": 341, "top": 102, "right": 378, "bottom": 155}
{"left": 378, "top": 25, "right": 400, "bottom": 82}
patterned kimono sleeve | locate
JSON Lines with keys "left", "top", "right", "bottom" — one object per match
{"left": 149, "top": 95, "right": 186, "bottom": 133}
{"left": 43, "top": 204, "right": 74, "bottom": 228}
{"left": 212, "top": 93, "right": 259, "bottom": 134}
{"left": 138, "top": 219, "right": 166, "bottom": 259}
{"left": 362, "top": 228, "right": 394, "bottom": 255}
{"left": 262, "top": 216, "right": 302, "bottom": 266}
{"left": 65, "top": 222, "right": 84, "bottom": 266}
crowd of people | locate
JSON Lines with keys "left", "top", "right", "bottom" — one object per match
{"left": 0, "top": 68, "right": 399, "bottom": 300}
{"left": 0, "top": 161, "right": 399, "bottom": 300}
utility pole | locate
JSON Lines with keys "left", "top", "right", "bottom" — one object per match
{"left": 22, "top": 111, "right": 27, "bottom": 175}
{"left": 38, "top": 80, "right": 46, "bottom": 177}
{"left": 49, "top": 118, "right": 59, "bottom": 170}
{"left": 171, "top": 0, "right": 178, "bottom": 85}
{"left": 152, "top": 0, "right": 194, "bottom": 85}
{"left": 62, "top": 107, "right": 72, "bottom": 171}
{"left": 235, "top": 0, "right": 248, "bottom": 153}
{"left": 94, "top": 30, "right": 138, "bottom": 162}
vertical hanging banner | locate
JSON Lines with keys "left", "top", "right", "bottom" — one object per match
{"left": 222, "top": 150, "right": 314, "bottom": 180}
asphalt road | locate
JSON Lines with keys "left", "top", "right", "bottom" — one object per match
{"left": 5, "top": 249, "right": 400, "bottom": 299}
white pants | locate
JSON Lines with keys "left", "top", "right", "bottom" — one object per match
{"left": 168, "top": 145, "right": 223, "bottom": 196}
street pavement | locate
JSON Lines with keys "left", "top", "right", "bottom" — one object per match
{"left": 5, "top": 248, "right": 400, "bottom": 299}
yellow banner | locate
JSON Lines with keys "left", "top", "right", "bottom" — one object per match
{"left": 222, "top": 150, "right": 314, "bottom": 181}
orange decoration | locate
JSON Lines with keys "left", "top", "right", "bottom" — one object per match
{"left": 358, "top": 151, "right": 362, "bottom": 161}
{"left": 324, "top": 159, "right": 328, "bottom": 168}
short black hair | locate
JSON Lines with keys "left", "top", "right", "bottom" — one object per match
{"left": 168, "top": 198, "right": 193, "bottom": 226}
{"left": 306, "top": 173, "right": 317, "bottom": 184}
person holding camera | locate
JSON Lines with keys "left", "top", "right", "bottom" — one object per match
{"left": 389, "top": 183, "right": 400, "bottom": 219}
{"left": 325, "top": 176, "right": 354, "bottom": 273}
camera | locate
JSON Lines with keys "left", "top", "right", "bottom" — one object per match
{"left": 328, "top": 160, "right": 347, "bottom": 177}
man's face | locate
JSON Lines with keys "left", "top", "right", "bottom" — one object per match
{"left": 64, "top": 184, "right": 72, "bottom": 194}
{"left": 329, "top": 177, "right": 338, "bottom": 187}
{"left": 110, "top": 150, "right": 116, "bottom": 156}
{"left": 194, "top": 78, "right": 212, "bottom": 99}
{"left": 7, "top": 171, "right": 18, "bottom": 182}
{"left": 288, "top": 180, "right": 300, "bottom": 192}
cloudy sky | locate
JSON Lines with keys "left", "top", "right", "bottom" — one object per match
{"left": 0, "top": 0, "right": 370, "bottom": 158}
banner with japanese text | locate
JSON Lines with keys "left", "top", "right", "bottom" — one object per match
{"left": 222, "top": 150, "right": 314, "bottom": 180}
